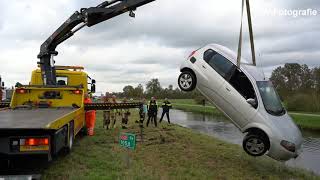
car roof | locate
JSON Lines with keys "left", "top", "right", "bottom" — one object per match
{"left": 206, "top": 44, "right": 267, "bottom": 81}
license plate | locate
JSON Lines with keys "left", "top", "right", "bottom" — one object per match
{"left": 20, "top": 145, "right": 49, "bottom": 152}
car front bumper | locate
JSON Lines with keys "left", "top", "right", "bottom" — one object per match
{"left": 267, "top": 140, "right": 302, "bottom": 161}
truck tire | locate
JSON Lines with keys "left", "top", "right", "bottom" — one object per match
{"left": 65, "top": 121, "right": 74, "bottom": 153}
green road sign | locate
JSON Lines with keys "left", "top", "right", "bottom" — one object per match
{"left": 119, "top": 133, "right": 136, "bottom": 150}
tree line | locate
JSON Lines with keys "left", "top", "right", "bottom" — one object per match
{"left": 109, "top": 78, "right": 202, "bottom": 100}
{"left": 270, "top": 63, "right": 320, "bottom": 112}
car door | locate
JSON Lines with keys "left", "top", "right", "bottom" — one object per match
{"left": 199, "top": 49, "right": 232, "bottom": 110}
{"left": 190, "top": 49, "right": 212, "bottom": 89}
{"left": 220, "top": 68, "right": 258, "bottom": 128}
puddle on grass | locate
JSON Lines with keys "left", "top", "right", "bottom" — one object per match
{"left": 164, "top": 109, "right": 320, "bottom": 175}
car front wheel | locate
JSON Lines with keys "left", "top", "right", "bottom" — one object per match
{"left": 243, "top": 134, "right": 269, "bottom": 157}
{"left": 178, "top": 71, "right": 196, "bottom": 91}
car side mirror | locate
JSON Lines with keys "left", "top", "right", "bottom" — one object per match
{"left": 92, "top": 79, "right": 96, "bottom": 84}
{"left": 246, "top": 98, "right": 257, "bottom": 108}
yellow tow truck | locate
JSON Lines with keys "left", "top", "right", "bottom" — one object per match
{"left": 0, "top": 66, "right": 95, "bottom": 160}
{"left": 0, "top": 0, "right": 154, "bottom": 161}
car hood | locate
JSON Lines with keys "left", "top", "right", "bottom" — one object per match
{"left": 265, "top": 112, "right": 303, "bottom": 147}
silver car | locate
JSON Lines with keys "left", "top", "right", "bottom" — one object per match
{"left": 178, "top": 44, "right": 303, "bottom": 161}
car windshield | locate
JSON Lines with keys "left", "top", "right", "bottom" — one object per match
{"left": 257, "top": 81, "right": 285, "bottom": 116}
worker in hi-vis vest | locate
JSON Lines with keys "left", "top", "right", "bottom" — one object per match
{"left": 159, "top": 98, "right": 172, "bottom": 124}
{"left": 84, "top": 93, "right": 96, "bottom": 136}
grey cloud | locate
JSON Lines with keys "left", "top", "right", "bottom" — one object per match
{"left": 0, "top": 0, "right": 319, "bottom": 92}
{"left": 132, "top": 57, "right": 182, "bottom": 68}
{"left": 280, "top": 0, "right": 320, "bottom": 9}
{"left": 85, "top": 64, "right": 122, "bottom": 72}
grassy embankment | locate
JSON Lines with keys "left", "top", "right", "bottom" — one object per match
{"left": 41, "top": 111, "right": 318, "bottom": 179}
{"left": 167, "top": 99, "right": 320, "bottom": 131}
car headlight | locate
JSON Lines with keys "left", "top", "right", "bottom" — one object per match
{"left": 280, "top": 140, "right": 296, "bottom": 152}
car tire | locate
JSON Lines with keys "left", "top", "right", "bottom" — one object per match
{"left": 178, "top": 71, "right": 196, "bottom": 92}
{"left": 242, "top": 134, "right": 269, "bottom": 157}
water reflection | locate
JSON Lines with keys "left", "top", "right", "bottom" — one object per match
{"left": 164, "top": 109, "right": 320, "bottom": 175}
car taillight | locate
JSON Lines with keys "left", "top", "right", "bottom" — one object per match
{"left": 188, "top": 50, "right": 197, "bottom": 58}
{"left": 72, "top": 90, "right": 82, "bottom": 95}
{"left": 16, "top": 89, "right": 27, "bottom": 94}
{"left": 20, "top": 138, "right": 49, "bottom": 146}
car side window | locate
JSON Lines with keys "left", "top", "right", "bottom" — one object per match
{"left": 229, "top": 69, "right": 257, "bottom": 107}
{"left": 205, "top": 52, "right": 234, "bottom": 79}
{"left": 203, "top": 49, "right": 217, "bottom": 62}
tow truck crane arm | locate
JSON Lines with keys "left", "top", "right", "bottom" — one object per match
{"left": 37, "top": 0, "right": 155, "bottom": 85}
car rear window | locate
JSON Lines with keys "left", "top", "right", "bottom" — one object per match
{"left": 56, "top": 76, "right": 68, "bottom": 86}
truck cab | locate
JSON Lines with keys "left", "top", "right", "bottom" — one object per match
{"left": 30, "top": 66, "right": 92, "bottom": 92}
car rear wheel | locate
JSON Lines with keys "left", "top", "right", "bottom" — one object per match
{"left": 243, "top": 134, "right": 269, "bottom": 156}
{"left": 178, "top": 71, "right": 196, "bottom": 91}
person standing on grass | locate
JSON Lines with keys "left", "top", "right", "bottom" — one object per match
{"left": 102, "top": 93, "right": 111, "bottom": 129}
{"left": 139, "top": 98, "right": 148, "bottom": 127}
{"left": 110, "top": 95, "right": 118, "bottom": 128}
{"left": 159, "top": 98, "right": 172, "bottom": 124}
{"left": 146, "top": 97, "right": 158, "bottom": 127}
{"left": 121, "top": 97, "right": 131, "bottom": 129}
{"left": 84, "top": 93, "right": 96, "bottom": 136}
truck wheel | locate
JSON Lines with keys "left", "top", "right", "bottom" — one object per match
{"left": 242, "top": 134, "right": 269, "bottom": 157}
{"left": 66, "top": 121, "right": 74, "bottom": 153}
{"left": 178, "top": 71, "right": 196, "bottom": 92}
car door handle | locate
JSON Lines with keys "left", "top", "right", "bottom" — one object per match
{"left": 226, "top": 87, "right": 231, "bottom": 92}
{"left": 202, "top": 65, "right": 206, "bottom": 69}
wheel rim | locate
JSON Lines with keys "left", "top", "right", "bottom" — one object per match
{"left": 179, "top": 73, "right": 193, "bottom": 89}
{"left": 245, "top": 138, "right": 265, "bottom": 155}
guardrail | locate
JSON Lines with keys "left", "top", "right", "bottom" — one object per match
{"left": 84, "top": 102, "right": 142, "bottom": 111}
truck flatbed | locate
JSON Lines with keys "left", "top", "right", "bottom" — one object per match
{"left": 0, "top": 108, "right": 76, "bottom": 129}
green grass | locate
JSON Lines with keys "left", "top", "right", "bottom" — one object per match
{"left": 290, "top": 114, "right": 320, "bottom": 131}
{"left": 41, "top": 111, "right": 318, "bottom": 179}
{"left": 168, "top": 99, "right": 198, "bottom": 104}
{"left": 166, "top": 99, "right": 320, "bottom": 131}
{"left": 159, "top": 99, "right": 223, "bottom": 117}
{"left": 291, "top": 111, "right": 320, "bottom": 115}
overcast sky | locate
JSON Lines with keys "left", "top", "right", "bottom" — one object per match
{"left": 0, "top": 0, "right": 319, "bottom": 93}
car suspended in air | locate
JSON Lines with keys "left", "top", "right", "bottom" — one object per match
{"left": 178, "top": 44, "right": 303, "bottom": 161}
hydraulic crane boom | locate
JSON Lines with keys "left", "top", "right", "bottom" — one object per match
{"left": 37, "top": 0, "right": 155, "bottom": 85}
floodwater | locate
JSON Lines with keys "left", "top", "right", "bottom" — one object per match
{"left": 165, "top": 109, "right": 320, "bottom": 175}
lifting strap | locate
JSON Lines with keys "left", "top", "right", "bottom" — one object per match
{"left": 237, "top": 0, "right": 256, "bottom": 67}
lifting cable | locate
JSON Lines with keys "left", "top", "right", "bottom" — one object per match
{"left": 237, "top": 0, "right": 256, "bottom": 67}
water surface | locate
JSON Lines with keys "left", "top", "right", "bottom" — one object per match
{"left": 164, "top": 109, "right": 320, "bottom": 175}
